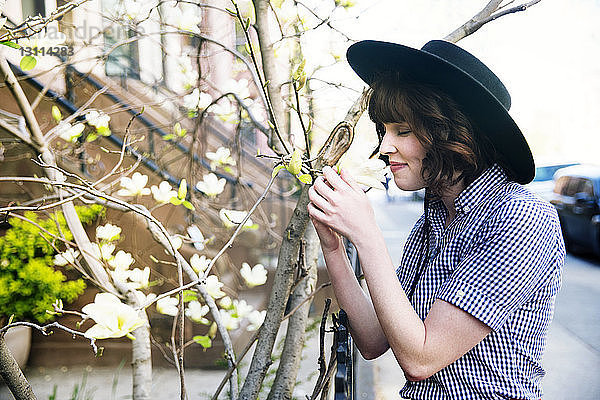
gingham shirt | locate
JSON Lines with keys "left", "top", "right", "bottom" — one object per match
{"left": 396, "top": 164, "right": 565, "bottom": 400}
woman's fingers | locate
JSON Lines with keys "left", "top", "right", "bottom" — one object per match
{"left": 308, "top": 184, "right": 334, "bottom": 214}
{"left": 322, "top": 166, "right": 349, "bottom": 191}
{"left": 339, "top": 167, "right": 363, "bottom": 193}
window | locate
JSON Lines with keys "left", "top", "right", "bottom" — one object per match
{"left": 101, "top": 0, "right": 140, "bottom": 79}
{"left": 22, "top": 0, "right": 45, "bottom": 19}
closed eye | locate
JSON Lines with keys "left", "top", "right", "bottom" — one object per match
{"left": 396, "top": 130, "right": 411, "bottom": 136}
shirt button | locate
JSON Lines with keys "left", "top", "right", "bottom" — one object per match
{"left": 456, "top": 289, "right": 466, "bottom": 299}
{"left": 463, "top": 205, "right": 470, "bottom": 213}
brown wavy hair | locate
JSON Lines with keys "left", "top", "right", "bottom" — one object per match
{"left": 367, "top": 72, "right": 497, "bottom": 196}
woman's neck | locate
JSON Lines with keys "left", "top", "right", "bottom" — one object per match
{"left": 440, "top": 179, "right": 465, "bottom": 227}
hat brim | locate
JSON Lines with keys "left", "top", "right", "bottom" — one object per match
{"left": 347, "top": 40, "right": 534, "bottom": 184}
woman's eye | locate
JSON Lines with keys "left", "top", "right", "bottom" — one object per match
{"left": 396, "top": 130, "right": 411, "bottom": 136}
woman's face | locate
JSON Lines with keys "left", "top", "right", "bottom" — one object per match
{"left": 380, "top": 122, "right": 427, "bottom": 191}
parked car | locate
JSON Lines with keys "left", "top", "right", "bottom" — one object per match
{"left": 550, "top": 164, "right": 600, "bottom": 256}
{"left": 526, "top": 162, "right": 579, "bottom": 200}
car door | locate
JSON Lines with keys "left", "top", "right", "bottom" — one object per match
{"left": 570, "top": 178, "right": 599, "bottom": 248}
{"left": 555, "top": 176, "right": 581, "bottom": 241}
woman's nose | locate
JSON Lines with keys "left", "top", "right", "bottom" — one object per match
{"left": 379, "top": 133, "right": 396, "bottom": 155}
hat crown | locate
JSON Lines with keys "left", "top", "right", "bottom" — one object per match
{"left": 421, "top": 40, "right": 511, "bottom": 110}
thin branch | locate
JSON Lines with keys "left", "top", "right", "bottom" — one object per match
{"left": 443, "top": 0, "right": 542, "bottom": 43}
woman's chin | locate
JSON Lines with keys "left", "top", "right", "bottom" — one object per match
{"left": 393, "top": 178, "right": 425, "bottom": 192}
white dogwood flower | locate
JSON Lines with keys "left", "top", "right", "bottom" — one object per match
{"left": 53, "top": 248, "right": 79, "bottom": 266}
{"left": 190, "top": 254, "right": 211, "bottom": 274}
{"left": 110, "top": 266, "right": 130, "bottom": 287}
{"left": 108, "top": 250, "right": 135, "bottom": 270}
{"left": 169, "top": 235, "right": 183, "bottom": 251}
{"left": 128, "top": 267, "right": 150, "bottom": 289}
{"left": 223, "top": 78, "right": 251, "bottom": 99}
{"left": 187, "top": 225, "right": 207, "bottom": 251}
{"left": 91, "top": 242, "right": 116, "bottom": 261}
{"left": 196, "top": 173, "right": 226, "bottom": 197}
{"left": 218, "top": 296, "right": 233, "bottom": 310}
{"left": 233, "top": 299, "right": 253, "bottom": 318}
{"left": 156, "top": 296, "right": 179, "bottom": 316}
{"left": 203, "top": 275, "right": 225, "bottom": 299}
{"left": 132, "top": 291, "right": 157, "bottom": 307}
{"left": 219, "top": 309, "right": 239, "bottom": 330}
{"left": 183, "top": 88, "right": 212, "bottom": 111}
{"left": 117, "top": 172, "right": 151, "bottom": 197}
{"left": 337, "top": 157, "right": 388, "bottom": 190}
{"left": 246, "top": 309, "right": 266, "bottom": 331}
{"left": 151, "top": 181, "right": 177, "bottom": 203}
{"left": 240, "top": 263, "right": 267, "bottom": 288}
{"left": 57, "top": 121, "right": 85, "bottom": 143}
{"left": 185, "top": 300, "right": 210, "bottom": 324}
{"left": 96, "top": 224, "right": 121, "bottom": 242}
{"left": 206, "top": 147, "right": 236, "bottom": 171}
{"left": 82, "top": 293, "right": 144, "bottom": 340}
{"left": 219, "top": 209, "right": 257, "bottom": 229}
{"left": 85, "top": 110, "right": 110, "bottom": 129}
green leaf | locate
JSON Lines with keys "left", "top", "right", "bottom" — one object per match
{"left": 1, "top": 41, "right": 20, "bottom": 49}
{"left": 286, "top": 148, "right": 302, "bottom": 175}
{"left": 163, "top": 134, "right": 174, "bottom": 141}
{"left": 178, "top": 179, "right": 187, "bottom": 199}
{"left": 193, "top": 335, "right": 212, "bottom": 349}
{"left": 96, "top": 126, "right": 111, "bottom": 136}
{"left": 51, "top": 106, "right": 62, "bottom": 123}
{"left": 297, "top": 174, "right": 313, "bottom": 184}
{"left": 20, "top": 56, "right": 37, "bottom": 71}
{"left": 182, "top": 290, "right": 198, "bottom": 303}
{"left": 86, "top": 133, "right": 98, "bottom": 142}
{"left": 292, "top": 59, "right": 306, "bottom": 80}
{"left": 174, "top": 122, "right": 186, "bottom": 137}
{"left": 208, "top": 322, "right": 217, "bottom": 339}
{"left": 224, "top": 166, "right": 234, "bottom": 174}
{"left": 307, "top": 119, "right": 313, "bottom": 133}
{"left": 272, "top": 164, "right": 286, "bottom": 178}
{"left": 183, "top": 200, "right": 195, "bottom": 211}
{"left": 170, "top": 197, "right": 183, "bottom": 206}
{"left": 296, "top": 74, "right": 306, "bottom": 91}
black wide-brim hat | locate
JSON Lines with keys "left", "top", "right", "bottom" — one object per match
{"left": 347, "top": 40, "right": 535, "bottom": 184}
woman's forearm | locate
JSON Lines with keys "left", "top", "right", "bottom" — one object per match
{"left": 322, "top": 244, "right": 390, "bottom": 359}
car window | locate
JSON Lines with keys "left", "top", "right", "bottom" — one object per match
{"left": 581, "top": 179, "right": 594, "bottom": 196}
{"left": 564, "top": 177, "right": 583, "bottom": 197}
{"left": 554, "top": 176, "right": 569, "bottom": 195}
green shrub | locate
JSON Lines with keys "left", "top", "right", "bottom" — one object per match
{"left": 0, "top": 205, "right": 104, "bottom": 323}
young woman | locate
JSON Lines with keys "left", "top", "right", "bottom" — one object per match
{"left": 307, "top": 40, "right": 565, "bottom": 399}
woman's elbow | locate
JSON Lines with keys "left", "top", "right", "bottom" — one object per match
{"left": 402, "top": 362, "right": 435, "bottom": 382}
{"left": 357, "top": 342, "right": 389, "bottom": 360}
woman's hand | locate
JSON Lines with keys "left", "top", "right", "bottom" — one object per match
{"left": 307, "top": 166, "right": 377, "bottom": 247}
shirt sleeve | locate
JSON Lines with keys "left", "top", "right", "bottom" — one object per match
{"left": 436, "top": 197, "right": 564, "bottom": 331}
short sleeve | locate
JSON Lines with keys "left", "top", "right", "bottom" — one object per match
{"left": 436, "top": 198, "right": 564, "bottom": 331}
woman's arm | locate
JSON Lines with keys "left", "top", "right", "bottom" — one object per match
{"left": 308, "top": 166, "right": 491, "bottom": 380}
{"left": 310, "top": 216, "right": 390, "bottom": 359}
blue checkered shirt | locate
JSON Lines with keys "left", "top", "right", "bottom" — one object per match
{"left": 396, "top": 164, "right": 564, "bottom": 399}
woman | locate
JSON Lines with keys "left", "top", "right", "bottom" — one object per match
{"left": 307, "top": 40, "right": 564, "bottom": 399}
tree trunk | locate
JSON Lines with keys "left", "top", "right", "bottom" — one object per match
{"left": 239, "top": 186, "right": 312, "bottom": 399}
{"left": 0, "top": 335, "right": 37, "bottom": 400}
{"left": 267, "top": 222, "right": 319, "bottom": 400}
{"left": 253, "top": 0, "right": 290, "bottom": 144}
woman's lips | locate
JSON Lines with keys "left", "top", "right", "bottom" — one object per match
{"left": 390, "top": 163, "right": 407, "bottom": 172}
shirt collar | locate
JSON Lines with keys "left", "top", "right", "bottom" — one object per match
{"left": 423, "top": 163, "right": 508, "bottom": 216}
{"left": 453, "top": 163, "right": 508, "bottom": 215}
